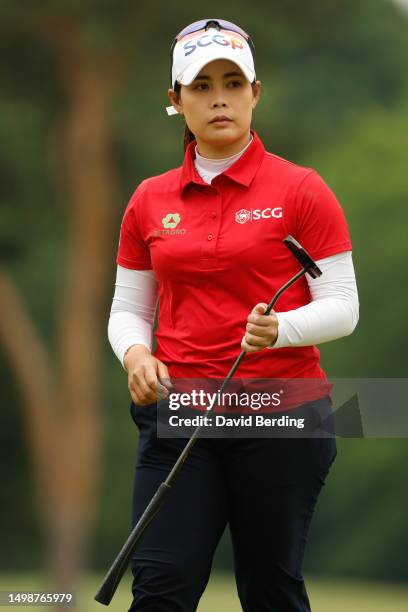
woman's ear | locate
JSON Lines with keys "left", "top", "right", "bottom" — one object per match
{"left": 167, "top": 88, "right": 183, "bottom": 115}
{"left": 252, "top": 80, "right": 262, "bottom": 109}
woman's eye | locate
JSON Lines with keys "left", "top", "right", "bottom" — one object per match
{"left": 195, "top": 83, "right": 209, "bottom": 90}
{"left": 228, "top": 80, "right": 242, "bottom": 87}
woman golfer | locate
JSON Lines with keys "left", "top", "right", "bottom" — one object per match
{"left": 108, "top": 18, "right": 359, "bottom": 612}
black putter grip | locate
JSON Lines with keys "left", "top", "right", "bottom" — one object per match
{"left": 95, "top": 482, "right": 172, "bottom": 606}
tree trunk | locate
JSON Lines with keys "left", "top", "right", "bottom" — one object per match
{"left": 49, "top": 62, "right": 120, "bottom": 587}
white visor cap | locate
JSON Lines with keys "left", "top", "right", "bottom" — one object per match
{"left": 166, "top": 27, "right": 256, "bottom": 116}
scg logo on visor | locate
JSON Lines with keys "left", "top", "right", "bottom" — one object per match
{"left": 184, "top": 33, "right": 245, "bottom": 57}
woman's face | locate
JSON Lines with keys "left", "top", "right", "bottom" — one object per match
{"left": 168, "top": 59, "right": 261, "bottom": 154}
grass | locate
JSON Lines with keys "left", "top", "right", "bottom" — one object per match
{"left": 1, "top": 572, "right": 407, "bottom": 611}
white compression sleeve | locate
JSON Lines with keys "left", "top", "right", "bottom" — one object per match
{"left": 268, "top": 251, "right": 359, "bottom": 349}
{"left": 107, "top": 266, "right": 158, "bottom": 368}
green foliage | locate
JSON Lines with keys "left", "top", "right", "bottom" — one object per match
{"left": 311, "top": 96, "right": 408, "bottom": 376}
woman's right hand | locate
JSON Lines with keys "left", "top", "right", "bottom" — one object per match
{"left": 124, "top": 345, "right": 173, "bottom": 406}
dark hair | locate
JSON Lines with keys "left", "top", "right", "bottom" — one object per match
{"left": 174, "top": 81, "right": 196, "bottom": 152}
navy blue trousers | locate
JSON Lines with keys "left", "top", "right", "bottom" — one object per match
{"left": 128, "top": 396, "right": 337, "bottom": 612}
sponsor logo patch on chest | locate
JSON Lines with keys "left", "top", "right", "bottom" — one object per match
{"left": 162, "top": 213, "right": 181, "bottom": 228}
{"left": 152, "top": 212, "right": 187, "bottom": 237}
{"left": 235, "top": 207, "right": 283, "bottom": 224}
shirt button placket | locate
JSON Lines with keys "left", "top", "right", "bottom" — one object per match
{"left": 201, "top": 189, "right": 220, "bottom": 263}
{"left": 210, "top": 191, "right": 221, "bottom": 251}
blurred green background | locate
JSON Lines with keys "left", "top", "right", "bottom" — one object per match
{"left": 1, "top": 0, "right": 408, "bottom": 609}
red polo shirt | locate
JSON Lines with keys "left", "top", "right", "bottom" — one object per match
{"left": 116, "top": 130, "right": 352, "bottom": 408}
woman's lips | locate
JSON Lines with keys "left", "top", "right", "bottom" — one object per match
{"left": 210, "top": 119, "right": 233, "bottom": 125}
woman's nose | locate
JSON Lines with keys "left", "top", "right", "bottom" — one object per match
{"left": 211, "top": 99, "right": 227, "bottom": 108}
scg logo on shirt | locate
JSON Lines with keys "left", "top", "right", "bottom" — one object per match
{"left": 235, "top": 207, "right": 283, "bottom": 224}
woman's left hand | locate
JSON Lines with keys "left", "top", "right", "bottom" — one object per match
{"left": 241, "top": 303, "right": 279, "bottom": 353}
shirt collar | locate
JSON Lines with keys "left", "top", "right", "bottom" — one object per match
{"left": 180, "top": 129, "right": 265, "bottom": 195}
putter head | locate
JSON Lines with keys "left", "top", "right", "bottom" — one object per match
{"left": 283, "top": 235, "right": 322, "bottom": 278}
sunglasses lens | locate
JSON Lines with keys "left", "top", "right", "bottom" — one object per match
{"left": 175, "top": 19, "right": 207, "bottom": 41}
{"left": 215, "top": 19, "right": 250, "bottom": 39}
{"left": 175, "top": 18, "right": 250, "bottom": 42}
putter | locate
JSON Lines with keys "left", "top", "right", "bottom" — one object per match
{"left": 95, "top": 234, "right": 322, "bottom": 605}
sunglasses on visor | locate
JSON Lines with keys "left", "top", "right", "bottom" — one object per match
{"left": 169, "top": 18, "right": 256, "bottom": 87}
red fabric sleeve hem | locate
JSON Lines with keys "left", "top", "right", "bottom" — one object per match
{"left": 311, "top": 242, "right": 353, "bottom": 261}
{"left": 116, "top": 255, "right": 152, "bottom": 270}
